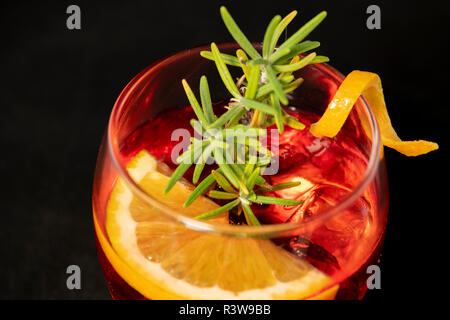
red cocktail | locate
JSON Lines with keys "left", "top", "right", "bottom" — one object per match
{"left": 92, "top": 43, "right": 388, "bottom": 300}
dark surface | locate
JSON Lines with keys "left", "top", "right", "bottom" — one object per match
{"left": 0, "top": 0, "right": 448, "bottom": 300}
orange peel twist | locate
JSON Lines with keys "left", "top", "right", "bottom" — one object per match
{"left": 310, "top": 70, "right": 438, "bottom": 156}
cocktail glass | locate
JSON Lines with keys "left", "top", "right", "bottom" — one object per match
{"left": 92, "top": 43, "right": 388, "bottom": 300}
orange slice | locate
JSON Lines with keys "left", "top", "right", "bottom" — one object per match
{"left": 101, "top": 150, "right": 338, "bottom": 299}
{"left": 310, "top": 70, "right": 438, "bottom": 156}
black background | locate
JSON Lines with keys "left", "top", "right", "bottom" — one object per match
{"left": 0, "top": 0, "right": 448, "bottom": 301}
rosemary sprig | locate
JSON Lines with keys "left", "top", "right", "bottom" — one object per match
{"left": 165, "top": 6, "right": 328, "bottom": 225}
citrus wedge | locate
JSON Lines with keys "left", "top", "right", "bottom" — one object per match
{"left": 101, "top": 150, "right": 338, "bottom": 299}
{"left": 310, "top": 70, "right": 438, "bottom": 156}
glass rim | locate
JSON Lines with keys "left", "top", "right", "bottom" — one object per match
{"left": 107, "top": 42, "right": 382, "bottom": 238}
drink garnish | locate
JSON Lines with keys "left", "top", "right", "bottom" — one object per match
{"left": 164, "top": 7, "right": 328, "bottom": 224}
{"left": 310, "top": 70, "right": 439, "bottom": 156}
{"left": 103, "top": 149, "right": 338, "bottom": 299}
